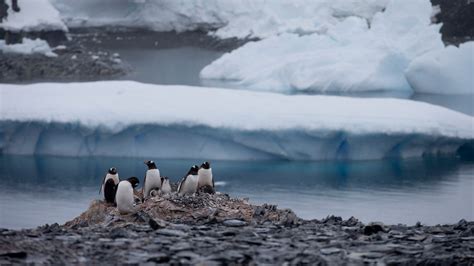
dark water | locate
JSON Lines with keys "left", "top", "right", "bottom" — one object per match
{"left": 0, "top": 155, "right": 472, "bottom": 229}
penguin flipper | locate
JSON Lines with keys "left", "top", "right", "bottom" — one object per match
{"left": 212, "top": 177, "right": 215, "bottom": 188}
{"left": 142, "top": 174, "right": 147, "bottom": 195}
{"left": 177, "top": 175, "right": 188, "bottom": 193}
{"left": 99, "top": 174, "right": 107, "bottom": 194}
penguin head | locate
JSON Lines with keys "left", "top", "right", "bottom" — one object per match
{"left": 127, "top": 177, "right": 140, "bottom": 188}
{"left": 189, "top": 165, "right": 199, "bottom": 175}
{"left": 161, "top": 176, "right": 169, "bottom": 185}
{"left": 144, "top": 160, "right": 157, "bottom": 169}
{"left": 108, "top": 167, "right": 117, "bottom": 175}
{"left": 200, "top": 161, "right": 211, "bottom": 169}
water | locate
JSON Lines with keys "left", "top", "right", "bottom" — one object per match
{"left": 0, "top": 155, "right": 472, "bottom": 229}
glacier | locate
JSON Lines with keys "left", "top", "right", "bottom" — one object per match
{"left": 50, "top": 0, "right": 387, "bottom": 39}
{"left": 200, "top": 0, "right": 456, "bottom": 94}
{"left": 1, "top": 81, "right": 472, "bottom": 160}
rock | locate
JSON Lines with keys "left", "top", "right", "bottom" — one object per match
{"left": 364, "top": 223, "right": 385, "bottom": 235}
{"left": 320, "top": 247, "right": 341, "bottom": 255}
{"left": 157, "top": 229, "right": 188, "bottom": 237}
{"left": 223, "top": 220, "right": 248, "bottom": 227}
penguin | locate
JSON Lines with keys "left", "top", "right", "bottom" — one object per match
{"left": 198, "top": 161, "right": 214, "bottom": 189}
{"left": 142, "top": 160, "right": 161, "bottom": 199}
{"left": 116, "top": 177, "right": 140, "bottom": 214}
{"left": 100, "top": 167, "right": 119, "bottom": 203}
{"left": 178, "top": 165, "right": 199, "bottom": 196}
{"left": 160, "top": 177, "right": 172, "bottom": 194}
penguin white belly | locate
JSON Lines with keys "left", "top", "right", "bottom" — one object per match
{"left": 116, "top": 181, "right": 135, "bottom": 214}
{"left": 143, "top": 169, "right": 161, "bottom": 198}
{"left": 198, "top": 169, "right": 213, "bottom": 188}
{"left": 179, "top": 175, "right": 198, "bottom": 195}
{"left": 101, "top": 173, "right": 119, "bottom": 195}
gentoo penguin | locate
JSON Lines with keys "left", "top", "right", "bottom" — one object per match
{"left": 160, "top": 177, "right": 172, "bottom": 194}
{"left": 198, "top": 161, "right": 214, "bottom": 189}
{"left": 178, "top": 165, "right": 199, "bottom": 196}
{"left": 116, "top": 177, "right": 140, "bottom": 214}
{"left": 100, "top": 167, "right": 119, "bottom": 203}
{"left": 142, "top": 160, "right": 161, "bottom": 199}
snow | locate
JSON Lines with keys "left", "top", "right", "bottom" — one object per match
{"left": 0, "top": 38, "right": 57, "bottom": 57}
{"left": 201, "top": 0, "right": 446, "bottom": 94}
{"left": 406, "top": 42, "right": 474, "bottom": 95}
{"left": 1, "top": 81, "right": 472, "bottom": 160}
{"left": 50, "top": 0, "right": 387, "bottom": 39}
{"left": 0, "top": 0, "right": 67, "bottom": 32}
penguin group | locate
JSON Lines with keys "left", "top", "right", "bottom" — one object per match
{"left": 99, "top": 161, "right": 214, "bottom": 214}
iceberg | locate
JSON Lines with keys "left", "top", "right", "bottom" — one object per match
{"left": 200, "top": 0, "right": 446, "bottom": 94}
{"left": 406, "top": 42, "right": 474, "bottom": 95}
{"left": 0, "top": 0, "right": 67, "bottom": 32}
{"left": 1, "top": 81, "right": 472, "bottom": 160}
{"left": 50, "top": 0, "right": 387, "bottom": 39}
{"left": 0, "top": 38, "right": 57, "bottom": 57}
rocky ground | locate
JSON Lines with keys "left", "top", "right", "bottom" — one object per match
{"left": 0, "top": 192, "right": 473, "bottom": 265}
{"left": 0, "top": 28, "right": 245, "bottom": 83}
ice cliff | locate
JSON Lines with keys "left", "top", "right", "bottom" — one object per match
{"left": 1, "top": 81, "right": 472, "bottom": 160}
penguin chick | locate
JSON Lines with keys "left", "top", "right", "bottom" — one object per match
{"left": 100, "top": 167, "right": 119, "bottom": 203}
{"left": 116, "top": 177, "right": 139, "bottom": 214}
{"left": 178, "top": 165, "right": 199, "bottom": 196}
{"left": 198, "top": 161, "right": 214, "bottom": 193}
{"left": 160, "top": 177, "right": 172, "bottom": 194}
{"left": 143, "top": 160, "right": 161, "bottom": 200}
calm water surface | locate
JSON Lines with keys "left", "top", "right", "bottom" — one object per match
{"left": 1, "top": 155, "right": 472, "bottom": 229}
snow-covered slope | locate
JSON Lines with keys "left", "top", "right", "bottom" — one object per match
{"left": 1, "top": 81, "right": 472, "bottom": 160}
{"left": 50, "top": 0, "right": 387, "bottom": 39}
{"left": 201, "top": 0, "right": 452, "bottom": 94}
{"left": 0, "top": 0, "right": 67, "bottom": 32}
{"left": 406, "top": 42, "right": 474, "bottom": 95}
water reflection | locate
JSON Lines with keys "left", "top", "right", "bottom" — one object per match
{"left": 0, "top": 155, "right": 472, "bottom": 228}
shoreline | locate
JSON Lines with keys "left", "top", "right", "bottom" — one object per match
{"left": 1, "top": 193, "right": 473, "bottom": 264}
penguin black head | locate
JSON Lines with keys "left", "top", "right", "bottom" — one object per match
{"left": 144, "top": 160, "right": 157, "bottom": 170}
{"left": 127, "top": 177, "right": 140, "bottom": 188}
{"left": 108, "top": 167, "right": 117, "bottom": 175}
{"left": 200, "top": 161, "right": 211, "bottom": 169}
{"left": 189, "top": 165, "right": 199, "bottom": 175}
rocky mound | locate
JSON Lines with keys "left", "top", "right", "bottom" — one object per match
{"left": 65, "top": 192, "right": 299, "bottom": 229}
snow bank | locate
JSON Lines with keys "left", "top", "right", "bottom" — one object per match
{"left": 201, "top": 0, "right": 445, "bottom": 93}
{"left": 1, "top": 81, "right": 472, "bottom": 160}
{"left": 0, "top": 38, "right": 57, "bottom": 57}
{"left": 50, "top": 0, "right": 387, "bottom": 39}
{"left": 0, "top": 0, "right": 67, "bottom": 32}
{"left": 406, "top": 42, "right": 474, "bottom": 95}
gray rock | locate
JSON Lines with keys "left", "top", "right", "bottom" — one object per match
{"left": 223, "top": 219, "right": 248, "bottom": 227}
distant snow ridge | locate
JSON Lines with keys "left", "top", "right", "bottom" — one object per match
{"left": 0, "top": 0, "right": 67, "bottom": 32}
{"left": 50, "top": 0, "right": 387, "bottom": 39}
{"left": 201, "top": 0, "right": 455, "bottom": 94}
{"left": 1, "top": 81, "right": 472, "bottom": 160}
{"left": 0, "top": 38, "right": 57, "bottom": 57}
